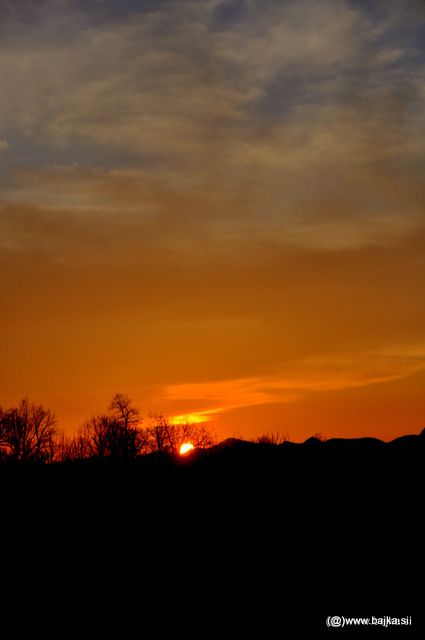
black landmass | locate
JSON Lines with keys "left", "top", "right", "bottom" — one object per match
{"left": 45, "top": 427, "right": 424, "bottom": 480}
{"left": 45, "top": 426, "right": 425, "bottom": 462}
{"left": 3, "top": 430, "right": 423, "bottom": 635}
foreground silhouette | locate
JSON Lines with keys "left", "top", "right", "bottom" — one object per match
{"left": 3, "top": 397, "right": 421, "bottom": 637}
{"left": 0, "top": 393, "right": 215, "bottom": 464}
{"left": 2, "top": 398, "right": 421, "bottom": 635}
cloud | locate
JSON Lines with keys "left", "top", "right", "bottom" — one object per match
{"left": 0, "top": 0, "right": 424, "bottom": 252}
{"left": 162, "top": 344, "right": 425, "bottom": 418}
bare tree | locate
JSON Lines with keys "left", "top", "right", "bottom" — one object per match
{"left": 180, "top": 421, "right": 215, "bottom": 449}
{"left": 109, "top": 393, "right": 140, "bottom": 429}
{"left": 141, "top": 415, "right": 214, "bottom": 454}
{"left": 79, "top": 393, "right": 143, "bottom": 461}
{"left": 55, "top": 433, "right": 88, "bottom": 463}
{"left": 19, "top": 393, "right": 216, "bottom": 463}
{"left": 142, "top": 414, "right": 180, "bottom": 454}
{"left": 81, "top": 415, "right": 110, "bottom": 459}
{"left": 255, "top": 432, "right": 289, "bottom": 445}
{"left": 0, "top": 398, "right": 57, "bottom": 463}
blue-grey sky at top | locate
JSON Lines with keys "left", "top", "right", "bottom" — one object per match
{"left": 1, "top": 0, "right": 424, "bottom": 176}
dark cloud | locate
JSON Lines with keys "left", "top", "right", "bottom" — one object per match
{"left": 212, "top": 0, "right": 246, "bottom": 26}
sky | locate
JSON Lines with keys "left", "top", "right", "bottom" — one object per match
{"left": 1, "top": 0, "right": 425, "bottom": 441}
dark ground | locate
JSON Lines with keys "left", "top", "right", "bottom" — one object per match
{"left": 2, "top": 432, "right": 423, "bottom": 635}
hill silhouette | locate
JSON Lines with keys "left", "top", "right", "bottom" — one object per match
{"left": 129, "top": 427, "right": 425, "bottom": 473}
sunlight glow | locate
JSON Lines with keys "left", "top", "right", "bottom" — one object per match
{"left": 170, "top": 408, "right": 224, "bottom": 425}
{"left": 170, "top": 413, "right": 210, "bottom": 425}
{"left": 179, "top": 442, "right": 195, "bottom": 455}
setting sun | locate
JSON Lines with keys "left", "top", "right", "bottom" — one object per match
{"left": 179, "top": 442, "right": 195, "bottom": 456}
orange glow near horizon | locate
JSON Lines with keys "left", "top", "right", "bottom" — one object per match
{"left": 179, "top": 442, "right": 195, "bottom": 455}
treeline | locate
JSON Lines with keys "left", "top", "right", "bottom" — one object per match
{"left": 0, "top": 393, "right": 214, "bottom": 464}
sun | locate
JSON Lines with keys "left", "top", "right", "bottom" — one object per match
{"left": 179, "top": 442, "right": 195, "bottom": 455}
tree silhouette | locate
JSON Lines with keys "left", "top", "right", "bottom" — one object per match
{"left": 142, "top": 415, "right": 214, "bottom": 453}
{"left": 79, "top": 393, "right": 143, "bottom": 461}
{"left": 109, "top": 393, "right": 139, "bottom": 430}
{"left": 143, "top": 414, "right": 179, "bottom": 453}
{"left": 0, "top": 398, "right": 57, "bottom": 463}
{"left": 51, "top": 398, "right": 214, "bottom": 462}
{"left": 255, "top": 432, "right": 289, "bottom": 445}
{"left": 55, "top": 433, "right": 88, "bottom": 463}
{"left": 180, "top": 421, "right": 215, "bottom": 449}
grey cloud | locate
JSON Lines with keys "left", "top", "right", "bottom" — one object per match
{"left": 0, "top": 0, "right": 424, "bottom": 252}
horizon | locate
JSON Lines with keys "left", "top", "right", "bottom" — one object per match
{"left": 1, "top": 388, "right": 425, "bottom": 444}
{"left": 1, "top": 0, "right": 425, "bottom": 443}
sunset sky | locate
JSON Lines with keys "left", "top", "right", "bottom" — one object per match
{"left": 1, "top": 0, "right": 425, "bottom": 441}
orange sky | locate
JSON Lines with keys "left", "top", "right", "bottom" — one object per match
{"left": 1, "top": 0, "right": 425, "bottom": 441}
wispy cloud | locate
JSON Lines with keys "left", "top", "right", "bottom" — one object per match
{"left": 162, "top": 345, "right": 425, "bottom": 419}
{"left": 0, "top": 0, "right": 424, "bottom": 252}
